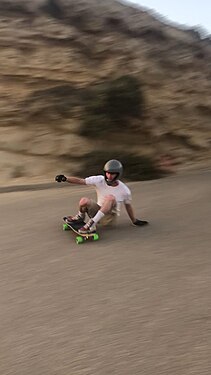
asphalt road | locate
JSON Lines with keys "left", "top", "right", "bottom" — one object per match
{"left": 0, "top": 171, "right": 211, "bottom": 375}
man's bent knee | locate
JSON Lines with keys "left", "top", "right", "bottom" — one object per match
{"left": 104, "top": 195, "right": 116, "bottom": 205}
{"left": 79, "top": 197, "right": 90, "bottom": 207}
{"left": 101, "top": 195, "right": 116, "bottom": 214}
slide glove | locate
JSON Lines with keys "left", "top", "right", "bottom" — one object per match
{"left": 133, "top": 219, "right": 149, "bottom": 226}
{"left": 55, "top": 174, "right": 67, "bottom": 182}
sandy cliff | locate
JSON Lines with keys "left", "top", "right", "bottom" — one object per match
{"left": 0, "top": 0, "right": 211, "bottom": 184}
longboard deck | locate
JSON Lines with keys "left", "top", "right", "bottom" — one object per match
{"left": 63, "top": 217, "right": 99, "bottom": 244}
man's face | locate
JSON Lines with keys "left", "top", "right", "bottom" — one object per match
{"left": 105, "top": 172, "right": 118, "bottom": 182}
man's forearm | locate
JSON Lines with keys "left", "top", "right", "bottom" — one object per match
{"left": 66, "top": 176, "right": 86, "bottom": 185}
{"left": 125, "top": 204, "right": 136, "bottom": 222}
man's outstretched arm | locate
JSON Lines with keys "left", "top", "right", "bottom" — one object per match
{"left": 55, "top": 175, "right": 86, "bottom": 185}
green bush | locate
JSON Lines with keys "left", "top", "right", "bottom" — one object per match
{"left": 80, "top": 75, "right": 144, "bottom": 137}
{"left": 40, "top": 0, "right": 64, "bottom": 20}
{"left": 105, "top": 75, "right": 143, "bottom": 121}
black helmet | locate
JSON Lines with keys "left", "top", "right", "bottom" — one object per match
{"left": 103, "top": 159, "right": 123, "bottom": 184}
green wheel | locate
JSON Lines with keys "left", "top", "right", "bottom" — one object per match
{"left": 63, "top": 223, "right": 70, "bottom": 231}
{"left": 76, "top": 236, "right": 84, "bottom": 244}
{"left": 93, "top": 233, "right": 99, "bottom": 241}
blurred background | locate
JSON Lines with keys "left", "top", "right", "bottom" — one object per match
{"left": 0, "top": 0, "right": 210, "bottom": 186}
{"left": 1, "top": 2, "right": 211, "bottom": 375}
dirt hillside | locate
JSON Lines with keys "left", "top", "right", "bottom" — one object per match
{"left": 0, "top": 0, "right": 211, "bottom": 184}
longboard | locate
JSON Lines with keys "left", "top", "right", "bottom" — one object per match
{"left": 63, "top": 217, "right": 99, "bottom": 244}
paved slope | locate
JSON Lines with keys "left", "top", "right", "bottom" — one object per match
{"left": 0, "top": 171, "right": 211, "bottom": 375}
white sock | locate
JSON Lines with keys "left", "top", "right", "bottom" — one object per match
{"left": 92, "top": 210, "right": 105, "bottom": 224}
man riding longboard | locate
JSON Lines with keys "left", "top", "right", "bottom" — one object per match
{"left": 56, "top": 159, "right": 148, "bottom": 234}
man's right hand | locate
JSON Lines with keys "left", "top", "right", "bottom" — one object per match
{"left": 55, "top": 174, "right": 67, "bottom": 182}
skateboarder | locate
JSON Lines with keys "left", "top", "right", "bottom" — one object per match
{"left": 55, "top": 159, "right": 148, "bottom": 234}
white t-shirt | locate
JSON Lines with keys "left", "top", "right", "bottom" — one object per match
{"left": 85, "top": 175, "right": 132, "bottom": 215}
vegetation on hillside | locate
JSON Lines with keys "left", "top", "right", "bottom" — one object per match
{"left": 80, "top": 75, "right": 145, "bottom": 137}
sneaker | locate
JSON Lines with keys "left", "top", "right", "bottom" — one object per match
{"left": 78, "top": 219, "right": 96, "bottom": 234}
{"left": 64, "top": 213, "right": 85, "bottom": 224}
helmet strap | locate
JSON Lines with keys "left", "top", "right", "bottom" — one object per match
{"left": 104, "top": 172, "right": 119, "bottom": 185}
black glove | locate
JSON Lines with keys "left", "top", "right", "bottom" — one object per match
{"left": 55, "top": 174, "right": 67, "bottom": 182}
{"left": 133, "top": 219, "right": 149, "bottom": 226}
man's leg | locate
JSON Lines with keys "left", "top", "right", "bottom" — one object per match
{"left": 66, "top": 197, "right": 91, "bottom": 223}
{"left": 91, "top": 195, "right": 116, "bottom": 223}
{"left": 79, "top": 195, "right": 116, "bottom": 234}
